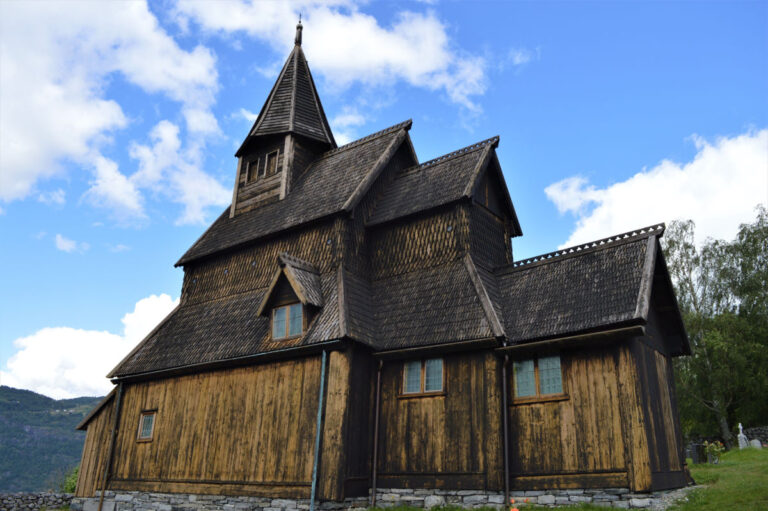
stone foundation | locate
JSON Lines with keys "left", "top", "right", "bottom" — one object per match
{"left": 70, "top": 488, "right": 679, "bottom": 510}
{"left": 0, "top": 492, "right": 72, "bottom": 511}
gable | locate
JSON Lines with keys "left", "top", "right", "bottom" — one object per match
{"left": 470, "top": 153, "right": 522, "bottom": 236}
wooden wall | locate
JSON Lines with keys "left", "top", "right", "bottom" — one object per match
{"left": 633, "top": 339, "right": 687, "bottom": 490}
{"left": 75, "top": 397, "right": 115, "bottom": 497}
{"left": 375, "top": 351, "right": 503, "bottom": 490}
{"left": 508, "top": 346, "right": 629, "bottom": 490}
{"left": 106, "top": 357, "right": 323, "bottom": 498}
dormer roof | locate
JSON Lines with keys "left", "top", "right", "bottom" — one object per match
{"left": 236, "top": 22, "right": 335, "bottom": 155}
{"left": 256, "top": 253, "right": 324, "bottom": 316}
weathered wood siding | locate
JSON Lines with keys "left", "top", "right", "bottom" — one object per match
{"left": 107, "top": 358, "right": 322, "bottom": 497}
{"left": 376, "top": 351, "right": 503, "bottom": 490}
{"left": 633, "top": 339, "right": 686, "bottom": 490}
{"left": 508, "top": 346, "right": 630, "bottom": 490}
{"left": 75, "top": 398, "right": 115, "bottom": 497}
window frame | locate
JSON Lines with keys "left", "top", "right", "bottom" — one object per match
{"left": 137, "top": 410, "right": 157, "bottom": 442}
{"left": 400, "top": 358, "right": 445, "bottom": 398}
{"left": 246, "top": 157, "right": 260, "bottom": 183}
{"left": 511, "top": 353, "right": 568, "bottom": 405}
{"left": 265, "top": 150, "right": 279, "bottom": 176}
{"left": 271, "top": 302, "right": 304, "bottom": 340}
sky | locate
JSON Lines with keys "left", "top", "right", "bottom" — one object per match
{"left": 0, "top": 0, "right": 766, "bottom": 399}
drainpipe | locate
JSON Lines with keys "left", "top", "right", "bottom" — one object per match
{"left": 370, "top": 359, "right": 384, "bottom": 507}
{"left": 310, "top": 350, "right": 328, "bottom": 511}
{"left": 501, "top": 355, "right": 510, "bottom": 507}
{"left": 98, "top": 382, "right": 124, "bottom": 511}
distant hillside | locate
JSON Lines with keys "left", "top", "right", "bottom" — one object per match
{"left": 0, "top": 385, "right": 103, "bottom": 492}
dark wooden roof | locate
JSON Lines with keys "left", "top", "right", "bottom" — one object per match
{"left": 236, "top": 43, "right": 335, "bottom": 153}
{"left": 367, "top": 137, "right": 498, "bottom": 226}
{"left": 112, "top": 225, "right": 684, "bottom": 378}
{"left": 496, "top": 225, "right": 664, "bottom": 343}
{"left": 178, "top": 120, "right": 412, "bottom": 266}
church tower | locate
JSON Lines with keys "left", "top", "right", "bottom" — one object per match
{"left": 231, "top": 22, "right": 336, "bottom": 217}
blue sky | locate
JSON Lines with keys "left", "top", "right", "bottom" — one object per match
{"left": 1, "top": 0, "right": 766, "bottom": 398}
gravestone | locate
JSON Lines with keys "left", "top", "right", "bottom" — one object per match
{"left": 750, "top": 439, "right": 762, "bottom": 449}
{"left": 738, "top": 423, "right": 750, "bottom": 449}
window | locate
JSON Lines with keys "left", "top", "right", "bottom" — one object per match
{"left": 512, "top": 354, "right": 564, "bottom": 401}
{"left": 272, "top": 303, "right": 303, "bottom": 339}
{"left": 246, "top": 158, "right": 260, "bottom": 183}
{"left": 137, "top": 411, "right": 156, "bottom": 441}
{"left": 402, "top": 358, "right": 443, "bottom": 395}
{"left": 265, "top": 150, "right": 279, "bottom": 176}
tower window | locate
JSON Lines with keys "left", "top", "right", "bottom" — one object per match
{"left": 265, "top": 150, "right": 279, "bottom": 176}
{"left": 246, "top": 158, "right": 260, "bottom": 183}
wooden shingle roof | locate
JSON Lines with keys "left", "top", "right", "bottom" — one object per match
{"left": 367, "top": 137, "right": 499, "bottom": 226}
{"left": 236, "top": 28, "right": 335, "bottom": 153}
{"left": 178, "top": 120, "right": 412, "bottom": 266}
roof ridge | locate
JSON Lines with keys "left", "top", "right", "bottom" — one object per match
{"left": 313, "top": 119, "right": 412, "bottom": 161}
{"left": 502, "top": 224, "right": 665, "bottom": 272}
{"left": 278, "top": 252, "right": 319, "bottom": 273}
{"left": 399, "top": 136, "right": 499, "bottom": 176}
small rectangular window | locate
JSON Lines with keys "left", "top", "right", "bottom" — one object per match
{"left": 288, "top": 304, "right": 303, "bottom": 336}
{"left": 404, "top": 361, "right": 422, "bottom": 394}
{"left": 272, "top": 307, "right": 287, "bottom": 339}
{"left": 246, "top": 158, "right": 259, "bottom": 183}
{"left": 265, "top": 150, "right": 279, "bottom": 176}
{"left": 512, "top": 354, "right": 565, "bottom": 402}
{"left": 137, "top": 411, "right": 156, "bottom": 441}
{"left": 402, "top": 358, "right": 443, "bottom": 395}
{"left": 513, "top": 359, "right": 536, "bottom": 398}
{"left": 424, "top": 358, "right": 443, "bottom": 392}
{"left": 539, "top": 355, "right": 563, "bottom": 394}
{"left": 272, "top": 303, "right": 303, "bottom": 340}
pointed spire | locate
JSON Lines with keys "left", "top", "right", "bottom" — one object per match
{"left": 295, "top": 18, "right": 302, "bottom": 46}
{"left": 236, "top": 21, "right": 335, "bottom": 156}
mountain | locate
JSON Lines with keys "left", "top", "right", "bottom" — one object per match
{"left": 0, "top": 385, "right": 104, "bottom": 492}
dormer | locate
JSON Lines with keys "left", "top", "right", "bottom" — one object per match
{"left": 230, "top": 22, "right": 336, "bottom": 217}
{"left": 256, "top": 253, "right": 324, "bottom": 340}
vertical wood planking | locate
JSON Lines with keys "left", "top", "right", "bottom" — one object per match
{"left": 616, "top": 341, "right": 652, "bottom": 491}
{"left": 75, "top": 399, "right": 115, "bottom": 497}
{"left": 318, "top": 349, "right": 352, "bottom": 501}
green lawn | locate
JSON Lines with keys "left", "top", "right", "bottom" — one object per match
{"left": 667, "top": 447, "right": 768, "bottom": 511}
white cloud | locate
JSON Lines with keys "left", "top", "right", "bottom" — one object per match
{"left": 0, "top": 294, "right": 178, "bottom": 399}
{"left": 173, "top": 1, "right": 487, "bottom": 110}
{"left": 0, "top": 1, "right": 221, "bottom": 223}
{"left": 238, "top": 108, "right": 259, "bottom": 123}
{"left": 109, "top": 244, "right": 131, "bottom": 253}
{"left": 130, "top": 121, "right": 231, "bottom": 225}
{"left": 508, "top": 47, "right": 539, "bottom": 67}
{"left": 546, "top": 129, "right": 768, "bottom": 248}
{"left": 37, "top": 189, "right": 66, "bottom": 206}
{"left": 54, "top": 234, "right": 89, "bottom": 254}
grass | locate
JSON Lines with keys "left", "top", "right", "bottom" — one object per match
{"left": 667, "top": 447, "right": 768, "bottom": 511}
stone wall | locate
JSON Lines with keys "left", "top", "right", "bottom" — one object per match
{"left": 744, "top": 426, "right": 768, "bottom": 445}
{"left": 71, "top": 488, "right": 675, "bottom": 510}
{"left": 0, "top": 492, "right": 72, "bottom": 511}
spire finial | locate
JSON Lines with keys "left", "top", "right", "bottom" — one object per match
{"left": 295, "top": 16, "right": 303, "bottom": 46}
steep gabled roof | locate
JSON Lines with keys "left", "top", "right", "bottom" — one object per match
{"left": 256, "top": 253, "right": 324, "bottom": 315}
{"left": 178, "top": 120, "right": 412, "bottom": 266}
{"left": 495, "top": 224, "right": 673, "bottom": 343}
{"left": 367, "top": 136, "right": 518, "bottom": 230}
{"left": 236, "top": 25, "right": 335, "bottom": 153}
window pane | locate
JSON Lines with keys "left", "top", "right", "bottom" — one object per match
{"left": 404, "top": 361, "right": 421, "bottom": 393}
{"left": 539, "top": 355, "right": 563, "bottom": 394}
{"left": 288, "top": 304, "right": 303, "bottom": 336}
{"left": 140, "top": 414, "right": 154, "bottom": 438}
{"left": 266, "top": 152, "right": 278, "bottom": 175}
{"left": 513, "top": 359, "right": 536, "bottom": 398}
{"left": 424, "top": 358, "right": 443, "bottom": 392}
{"left": 273, "top": 307, "right": 287, "bottom": 338}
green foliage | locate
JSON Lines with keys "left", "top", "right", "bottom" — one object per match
{"left": 704, "top": 440, "right": 725, "bottom": 463}
{"left": 668, "top": 448, "right": 768, "bottom": 511}
{"left": 662, "top": 207, "right": 768, "bottom": 445}
{"left": 0, "top": 385, "right": 103, "bottom": 492}
{"left": 59, "top": 465, "right": 79, "bottom": 493}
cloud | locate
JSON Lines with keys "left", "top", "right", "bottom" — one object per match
{"left": 0, "top": 294, "right": 178, "bottom": 399}
{"left": 109, "top": 244, "right": 131, "bottom": 253}
{"left": 507, "top": 47, "right": 539, "bottom": 67}
{"left": 54, "top": 234, "right": 89, "bottom": 254}
{"left": 237, "top": 108, "right": 258, "bottom": 123}
{"left": 331, "top": 106, "right": 367, "bottom": 145}
{"left": 0, "top": 1, "right": 221, "bottom": 223}
{"left": 545, "top": 129, "right": 768, "bottom": 248}
{"left": 37, "top": 189, "right": 66, "bottom": 206}
{"left": 173, "top": 1, "right": 487, "bottom": 110}
{"left": 130, "top": 121, "right": 231, "bottom": 225}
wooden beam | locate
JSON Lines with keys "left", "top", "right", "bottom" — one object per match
{"left": 634, "top": 235, "right": 658, "bottom": 321}
{"left": 496, "top": 325, "right": 645, "bottom": 356}
{"left": 463, "top": 254, "right": 505, "bottom": 337}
